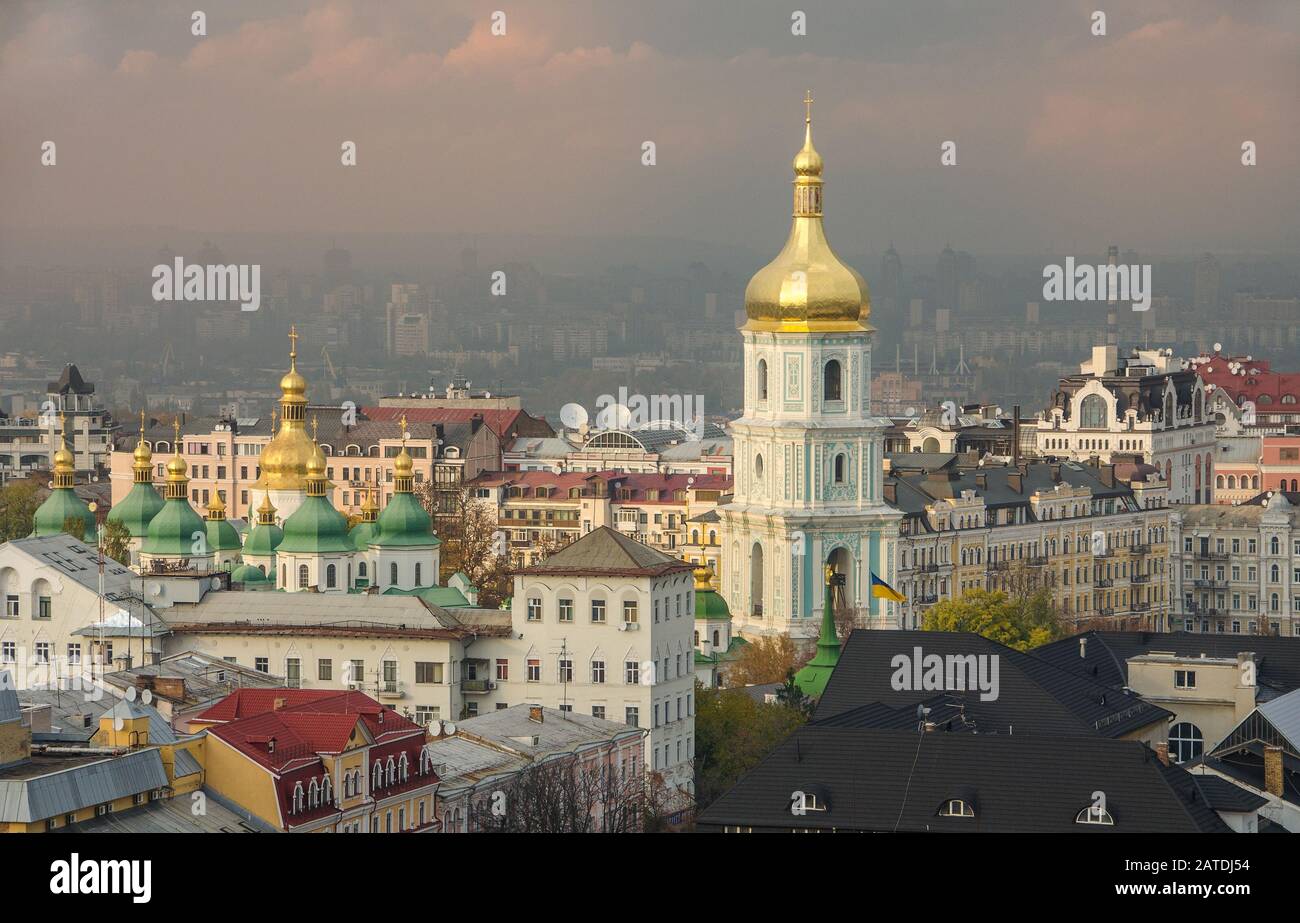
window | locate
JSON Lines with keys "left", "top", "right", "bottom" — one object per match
{"left": 558, "top": 659, "right": 573, "bottom": 683}
{"left": 298, "top": 564, "right": 309, "bottom": 588}
{"left": 625, "top": 660, "right": 640, "bottom": 684}
{"left": 66, "top": 643, "right": 81, "bottom": 665}
{"left": 318, "top": 658, "right": 333, "bottom": 681}
{"left": 625, "top": 706, "right": 640, "bottom": 727}
{"left": 255, "top": 657, "right": 269, "bottom": 673}
{"left": 390, "top": 562, "right": 399, "bottom": 586}
{"left": 527, "top": 659, "right": 541, "bottom": 682}
{"left": 1076, "top": 805, "right": 1114, "bottom": 826}
{"left": 527, "top": 598, "right": 543, "bottom": 621}
{"left": 1169, "top": 722, "right": 1204, "bottom": 763}
{"left": 348, "top": 659, "right": 364, "bottom": 685}
{"left": 833, "top": 453, "right": 846, "bottom": 485}
{"left": 757, "top": 358, "right": 768, "bottom": 401}
{"left": 4, "top": 596, "right": 16, "bottom": 617}
{"left": 495, "top": 658, "right": 509, "bottom": 681}
{"left": 623, "top": 600, "right": 638, "bottom": 624}
{"left": 37, "top": 596, "right": 51, "bottom": 619}
{"left": 416, "top": 662, "right": 442, "bottom": 684}
{"left": 592, "top": 705, "right": 606, "bottom": 720}
{"left": 414, "top": 705, "right": 439, "bottom": 725}
{"left": 558, "top": 598, "right": 573, "bottom": 622}
{"left": 939, "top": 799, "right": 974, "bottom": 817}
{"left": 1, "top": 641, "right": 15, "bottom": 662}
{"left": 1080, "top": 394, "right": 1107, "bottom": 429}
{"left": 591, "top": 599, "right": 606, "bottom": 622}
{"left": 1174, "top": 669, "right": 1196, "bottom": 689}
{"left": 285, "top": 658, "right": 301, "bottom": 688}
{"left": 823, "top": 359, "right": 842, "bottom": 402}
{"left": 415, "top": 563, "right": 422, "bottom": 586}
{"left": 591, "top": 660, "right": 605, "bottom": 684}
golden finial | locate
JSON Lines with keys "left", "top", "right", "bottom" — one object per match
{"left": 139, "top": 409, "right": 146, "bottom": 439}
{"left": 804, "top": 89, "right": 813, "bottom": 124}
{"left": 824, "top": 563, "right": 835, "bottom": 585}
{"left": 311, "top": 415, "right": 318, "bottom": 442}
{"left": 271, "top": 409, "right": 278, "bottom": 432}
{"left": 288, "top": 325, "right": 299, "bottom": 367}
{"left": 399, "top": 413, "right": 408, "bottom": 445}
{"left": 173, "top": 418, "right": 181, "bottom": 444}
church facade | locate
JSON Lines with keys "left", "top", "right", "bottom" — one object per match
{"left": 719, "top": 98, "right": 902, "bottom": 639}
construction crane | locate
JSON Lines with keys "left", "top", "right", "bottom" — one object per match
{"left": 321, "top": 345, "right": 338, "bottom": 382}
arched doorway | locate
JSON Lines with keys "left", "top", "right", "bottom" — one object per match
{"left": 750, "top": 542, "right": 764, "bottom": 618}
{"left": 826, "top": 547, "right": 854, "bottom": 612}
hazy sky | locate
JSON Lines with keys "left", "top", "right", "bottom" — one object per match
{"left": 2, "top": 0, "right": 1297, "bottom": 259}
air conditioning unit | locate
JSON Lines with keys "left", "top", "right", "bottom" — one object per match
{"left": 617, "top": 623, "right": 627, "bottom": 632}
{"left": 347, "top": 683, "right": 360, "bottom": 691}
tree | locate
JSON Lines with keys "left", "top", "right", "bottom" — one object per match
{"left": 0, "top": 481, "right": 42, "bottom": 542}
{"left": 921, "top": 587, "right": 1066, "bottom": 651}
{"left": 694, "top": 683, "right": 808, "bottom": 809}
{"left": 101, "top": 519, "right": 132, "bottom": 566}
{"left": 728, "top": 635, "right": 808, "bottom": 686}
{"left": 468, "top": 751, "right": 649, "bottom": 833}
{"left": 61, "top": 515, "right": 86, "bottom": 542}
{"left": 774, "top": 668, "right": 814, "bottom": 717}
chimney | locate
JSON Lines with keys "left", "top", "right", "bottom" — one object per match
{"left": 1012, "top": 403, "right": 1021, "bottom": 467}
{"left": 273, "top": 697, "right": 287, "bottom": 710}
{"left": 267, "top": 737, "right": 275, "bottom": 753}
{"left": 528, "top": 705, "right": 544, "bottom": 724}
{"left": 883, "top": 482, "right": 897, "bottom": 504}
{"left": 1079, "top": 636, "right": 1088, "bottom": 659}
{"left": 1264, "top": 745, "right": 1284, "bottom": 797}
{"left": 1154, "top": 742, "right": 1170, "bottom": 766}
{"left": 1100, "top": 464, "right": 1116, "bottom": 488}
{"left": 470, "top": 413, "right": 484, "bottom": 435}
{"left": 1051, "top": 463, "right": 1062, "bottom": 483}
{"left": 975, "top": 472, "right": 988, "bottom": 489}
{"left": 1007, "top": 471, "right": 1023, "bottom": 493}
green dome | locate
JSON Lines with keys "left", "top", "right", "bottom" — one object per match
{"left": 106, "top": 482, "right": 165, "bottom": 538}
{"left": 206, "top": 517, "right": 243, "bottom": 553}
{"left": 695, "top": 588, "right": 731, "bottom": 621}
{"left": 349, "top": 520, "right": 377, "bottom": 551}
{"left": 243, "top": 520, "right": 283, "bottom": 557}
{"left": 278, "top": 495, "right": 355, "bottom": 554}
{"left": 230, "top": 562, "right": 272, "bottom": 586}
{"left": 32, "top": 487, "right": 97, "bottom": 539}
{"left": 373, "top": 493, "right": 439, "bottom": 548}
{"left": 141, "top": 497, "right": 209, "bottom": 557}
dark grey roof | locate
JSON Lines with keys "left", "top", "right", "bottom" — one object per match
{"left": 54, "top": 789, "right": 266, "bottom": 833}
{"left": 0, "top": 748, "right": 168, "bottom": 823}
{"left": 520, "top": 525, "right": 690, "bottom": 578}
{"left": 697, "top": 727, "right": 1230, "bottom": 833}
{"left": 815, "top": 630, "right": 1171, "bottom": 739}
{"left": 48, "top": 364, "right": 93, "bottom": 396}
{"left": 1034, "top": 631, "right": 1300, "bottom": 697}
{"left": 1187, "top": 772, "right": 1268, "bottom": 812}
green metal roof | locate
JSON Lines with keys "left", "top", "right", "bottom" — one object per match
{"left": 32, "top": 487, "right": 96, "bottom": 539}
{"left": 372, "top": 493, "right": 439, "bottom": 548}
{"left": 794, "top": 580, "right": 841, "bottom": 699}
{"left": 105, "top": 482, "right": 164, "bottom": 538}
{"left": 278, "top": 495, "right": 355, "bottom": 554}
{"left": 694, "top": 588, "right": 731, "bottom": 621}
{"left": 243, "top": 520, "right": 283, "bottom": 557}
{"left": 205, "top": 517, "right": 243, "bottom": 553}
{"left": 140, "top": 497, "right": 207, "bottom": 556}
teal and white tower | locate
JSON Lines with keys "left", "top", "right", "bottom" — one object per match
{"left": 720, "top": 93, "right": 901, "bottom": 639}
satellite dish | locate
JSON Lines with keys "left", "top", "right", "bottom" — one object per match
{"left": 125, "top": 686, "right": 137, "bottom": 701}
{"left": 1213, "top": 342, "right": 1223, "bottom": 352}
{"left": 114, "top": 717, "right": 125, "bottom": 731}
{"left": 141, "top": 689, "right": 153, "bottom": 705}
{"left": 211, "top": 577, "right": 223, "bottom": 591}
{"left": 443, "top": 722, "right": 457, "bottom": 735}
{"left": 149, "top": 582, "right": 162, "bottom": 596}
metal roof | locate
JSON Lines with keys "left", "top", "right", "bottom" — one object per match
{"left": 0, "top": 748, "right": 168, "bottom": 823}
{"left": 1258, "top": 687, "right": 1300, "bottom": 752}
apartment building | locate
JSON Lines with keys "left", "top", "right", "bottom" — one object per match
{"left": 886, "top": 454, "right": 1171, "bottom": 630}
{"left": 0, "top": 364, "right": 116, "bottom": 481}
{"left": 468, "top": 469, "right": 731, "bottom": 572}
{"left": 1170, "top": 492, "right": 1300, "bottom": 637}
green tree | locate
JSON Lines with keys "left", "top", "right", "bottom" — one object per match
{"left": 694, "top": 682, "right": 808, "bottom": 809}
{"left": 102, "top": 519, "right": 132, "bottom": 566}
{"left": 921, "top": 587, "right": 1066, "bottom": 651}
{"left": 61, "top": 515, "right": 86, "bottom": 542}
{"left": 0, "top": 481, "right": 42, "bottom": 542}
{"left": 774, "top": 668, "right": 814, "bottom": 717}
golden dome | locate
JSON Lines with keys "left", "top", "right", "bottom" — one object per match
{"left": 206, "top": 493, "right": 227, "bottom": 518}
{"left": 743, "top": 93, "right": 872, "bottom": 334}
{"left": 165, "top": 452, "right": 188, "bottom": 481}
{"left": 693, "top": 565, "right": 715, "bottom": 590}
{"left": 132, "top": 439, "right": 152, "bottom": 466}
{"left": 306, "top": 442, "right": 327, "bottom": 479}
{"left": 393, "top": 446, "right": 413, "bottom": 479}
{"left": 254, "top": 327, "right": 315, "bottom": 491}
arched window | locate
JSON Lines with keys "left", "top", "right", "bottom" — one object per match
{"left": 1271, "top": 564, "right": 1280, "bottom": 583}
{"left": 386, "top": 756, "right": 397, "bottom": 784}
{"left": 1216, "top": 475, "right": 1224, "bottom": 489}
{"left": 833, "top": 453, "right": 846, "bottom": 485}
{"left": 373, "top": 761, "right": 383, "bottom": 790}
{"left": 1076, "top": 805, "right": 1114, "bottom": 826}
{"left": 390, "top": 562, "right": 399, "bottom": 586}
{"left": 322, "top": 773, "right": 332, "bottom": 804}
{"left": 1164, "top": 393, "right": 1174, "bottom": 423}
{"left": 326, "top": 563, "right": 337, "bottom": 589}
{"left": 415, "top": 563, "right": 422, "bottom": 586}
{"left": 281, "top": 564, "right": 286, "bottom": 586}
{"left": 713, "top": 629, "right": 720, "bottom": 647}
{"left": 292, "top": 782, "right": 305, "bottom": 814}
{"left": 938, "top": 799, "right": 974, "bottom": 817}
{"left": 308, "top": 778, "right": 319, "bottom": 808}
{"left": 1272, "top": 537, "right": 1281, "bottom": 555}
{"left": 757, "top": 359, "right": 768, "bottom": 401}
{"left": 1079, "top": 394, "right": 1107, "bottom": 429}
{"left": 298, "top": 564, "right": 309, "bottom": 588}
{"left": 399, "top": 752, "right": 409, "bottom": 781}
{"left": 754, "top": 454, "right": 764, "bottom": 482}
{"left": 1169, "top": 722, "right": 1203, "bottom": 763}
{"left": 358, "top": 561, "right": 367, "bottom": 579}
{"left": 823, "top": 359, "right": 842, "bottom": 402}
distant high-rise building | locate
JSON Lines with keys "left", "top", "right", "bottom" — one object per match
{"left": 1194, "top": 252, "right": 1221, "bottom": 316}
{"left": 936, "top": 245, "right": 958, "bottom": 312}
{"left": 880, "top": 244, "right": 903, "bottom": 308}
{"left": 323, "top": 244, "right": 353, "bottom": 290}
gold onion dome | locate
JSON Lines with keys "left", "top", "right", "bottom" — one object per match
{"left": 743, "top": 91, "right": 872, "bottom": 333}
{"left": 693, "top": 565, "right": 715, "bottom": 589}
{"left": 255, "top": 326, "right": 316, "bottom": 491}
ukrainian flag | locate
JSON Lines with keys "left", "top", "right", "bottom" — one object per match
{"left": 871, "top": 572, "right": 906, "bottom": 603}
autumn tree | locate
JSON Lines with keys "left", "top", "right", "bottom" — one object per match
{"left": 921, "top": 587, "right": 1066, "bottom": 651}
{"left": 101, "top": 519, "right": 132, "bottom": 566}
{"left": 468, "top": 752, "right": 650, "bottom": 833}
{"left": 728, "top": 635, "right": 809, "bottom": 686}
{"left": 0, "top": 480, "right": 42, "bottom": 542}
{"left": 60, "top": 515, "right": 86, "bottom": 542}
{"left": 694, "top": 683, "right": 808, "bottom": 810}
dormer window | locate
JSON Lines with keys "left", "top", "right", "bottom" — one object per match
{"left": 1076, "top": 805, "right": 1115, "bottom": 826}
{"left": 939, "top": 799, "right": 974, "bottom": 817}
{"left": 292, "top": 782, "right": 305, "bottom": 814}
{"left": 801, "top": 792, "right": 827, "bottom": 812}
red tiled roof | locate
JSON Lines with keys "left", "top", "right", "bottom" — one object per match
{"left": 363, "top": 406, "right": 537, "bottom": 438}
{"left": 192, "top": 688, "right": 341, "bottom": 724}
{"left": 1192, "top": 353, "right": 1300, "bottom": 407}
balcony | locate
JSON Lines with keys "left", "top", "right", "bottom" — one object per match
{"left": 460, "top": 678, "right": 495, "bottom": 694}
{"left": 752, "top": 604, "right": 763, "bottom": 618}
{"left": 1132, "top": 601, "right": 1152, "bottom": 612}
{"left": 918, "top": 563, "right": 940, "bottom": 573}
{"left": 377, "top": 680, "right": 404, "bottom": 700}
{"left": 1191, "top": 579, "right": 1228, "bottom": 590}
{"left": 1096, "top": 578, "right": 1114, "bottom": 588}
{"left": 1026, "top": 556, "right": 1049, "bottom": 567}
{"left": 1191, "top": 549, "right": 1226, "bottom": 561}
{"left": 1131, "top": 544, "right": 1152, "bottom": 555}
{"left": 988, "top": 560, "right": 1010, "bottom": 572}
{"left": 1131, "top": 573, "right": 1151, "bottom": 584}
{"left": 915, "top": 594, "right": 939, "bottom": 605}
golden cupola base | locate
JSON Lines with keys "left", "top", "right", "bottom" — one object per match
{"left": 743, "top": 92, "right": 873, "bottom": 334}
{"left": 254, "top": 325, "right": 317, "bottom": 493}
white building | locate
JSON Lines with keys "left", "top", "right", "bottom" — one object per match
{"left": 719, "top": 100, "right": 901, "bottom": 640}
{"left": 475, "top": 526, "right": 697, "bottom": 795}
{"left": 1036, "top": 346, "right": 1217, "bottom": 504}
